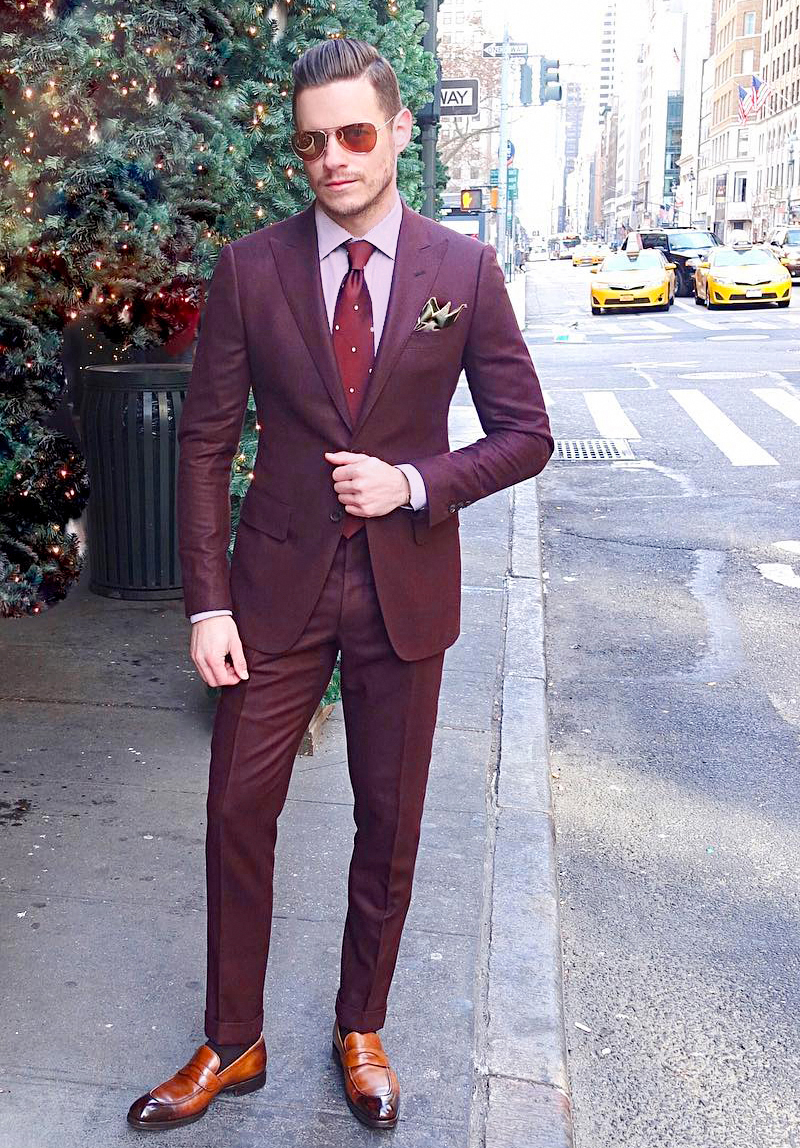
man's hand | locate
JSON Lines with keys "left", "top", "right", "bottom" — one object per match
{"left": 190, "top": 615, "right": 249, "bottom": 687}
{"left": 325, "top": 452, "right": 411, "bottom": 518}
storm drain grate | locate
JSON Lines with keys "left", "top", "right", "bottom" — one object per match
{"left": 552, "top": 437, "right": 635, "bottom": 462}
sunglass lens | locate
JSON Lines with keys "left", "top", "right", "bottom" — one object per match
{"left": 340, "top": 123, "right": 378, "bottom": 153}
{"left": 291, "top": 130, "right": 325, "bottom": 159}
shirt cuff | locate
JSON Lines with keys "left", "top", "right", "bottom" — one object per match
{"left": 395, "top": 464, "right": 427, "bottom": 511}
{"left": 190, "top": 610, "right": 233, "bottom": 623}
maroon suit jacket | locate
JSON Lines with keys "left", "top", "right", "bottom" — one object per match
{"left": 177, "top": 200, "right": 553, "bottom": 661}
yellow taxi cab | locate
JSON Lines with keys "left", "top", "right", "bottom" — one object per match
{"left": 693, "top": 245, "right": 792, "bottom": 308}
{"left": 572, "top": 242, "right": 608, "bottom": 267}
{"left": 589, "top": 249, "right": 676, "bottom": 314}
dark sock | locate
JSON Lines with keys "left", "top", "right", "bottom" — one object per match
{"left": 339, "top": 1025, "right": 353, "bottom": 1038}
{"left": 206, "top": 1038, "right": 251, "bottom": 1070}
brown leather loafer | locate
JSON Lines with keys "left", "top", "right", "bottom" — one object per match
{"left": 126, "top": 1035, "right": 267, "bottom": 1130}
{"left": 332, "top": 1022, "right": 400, "bottom": 1129}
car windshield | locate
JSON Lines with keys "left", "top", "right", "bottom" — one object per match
{"left": 665, "top": 231, "right": 718, "bottom": 251}
{"left": 786, "top": 229, "right": 800, "bottom": 245}
{"left": 712, "top": 248, "right": 778, "bottom": 267}
{"left": 602, "top": 251, "right": 664, "bottom": 271}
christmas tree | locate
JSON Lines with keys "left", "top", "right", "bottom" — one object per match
{"left": 0, "top": 0, "right": 437, "bottom": 617}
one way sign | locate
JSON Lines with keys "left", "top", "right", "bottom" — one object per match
{"left": 439, "top": 78, "right": 480, "bottom": 117}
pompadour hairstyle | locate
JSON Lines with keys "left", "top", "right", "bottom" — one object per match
{"left": 291, "top": 38, "right": 403, "bottom": 123}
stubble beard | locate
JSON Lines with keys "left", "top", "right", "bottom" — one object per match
{"left": 317, "top": 155, "right": 396, "bottom": 224}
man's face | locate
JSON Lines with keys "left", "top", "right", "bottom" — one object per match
{"left": 294, "top": 76, "right": 411, "bottom": 220}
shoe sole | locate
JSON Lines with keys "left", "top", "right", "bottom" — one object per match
{"left": 331, "top": 1042, "right": 399, "bottom": 1130}
{"left": 126, "top": 1069, "right": 267, "bottom": 1130}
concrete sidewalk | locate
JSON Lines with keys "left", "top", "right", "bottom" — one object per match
{"left": 0, "top": 327, "right": 569, "bottom": 1148}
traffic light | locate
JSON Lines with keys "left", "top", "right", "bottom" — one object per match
{"left": 539, "top": 58, "right": 562, "bottom": 103}
{"left": 520, "top": 63, "right": 533, "bottom": 107}
{"left": 490, "top": 187, "right": 499, "bottom": 210}
{"left": 460, "top": 188, "right": 483, "bottom": 210}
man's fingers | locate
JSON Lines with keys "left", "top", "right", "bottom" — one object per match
{"left": 325, "top": 451, "right": 368, "bottom": 466}
{"left": 229, "top": 633, "right": 249, "bottom": 680}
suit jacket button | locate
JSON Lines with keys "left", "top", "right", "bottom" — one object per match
{"left": 330, "top": 509, "right": 343, "bottom": 523}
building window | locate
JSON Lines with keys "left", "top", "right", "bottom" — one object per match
{"left": 738, "top": 129, "right": 749, "bottom": 157}
{"left": 742, "top": 48, "right": 755, "bottom": 74}
{"left": 733, "top": 171, "right": 747, "bottom": 201}
{"left": 744, "top": 10, "right": 756, "bottom": 34}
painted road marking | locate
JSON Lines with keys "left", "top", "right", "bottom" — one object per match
{"left": 583, "top": 392, "right": 642, "bottom": 440}
{"left": 756, "top": 563, "right": 800, "bottom": 589}
{"left": 669, "top": 390, "right": 779, "bottom": 466}
{"left": 752, "top": 388, "right": 800, "bottom": 427}
{"left": 775, "top": 540, "right": 800, "bottom": 555}
{"left": 708, "top": 334, "right": 770, "bottom": 341}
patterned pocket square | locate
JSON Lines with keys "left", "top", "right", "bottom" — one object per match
{"left": 413, "top": 297, "right": 467, "bottom": 333}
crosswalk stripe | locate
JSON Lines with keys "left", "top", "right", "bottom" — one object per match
{"left": 636, "top": 319, "right": 674, "bottom": 332}
{"left": 583, "top": 392, "right": 642, "bottom": 439}
{"left": 668, "top": 390, "right": 778, "bottom": 466}
{"left": 753, "top": 388, "right": 800, "bottom": 426}
{"left": 672, "top": 313, "right": 727, "bottom": 329}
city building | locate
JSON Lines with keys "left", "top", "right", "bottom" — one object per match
{"left": 675, "top": 0, "right": 715, "bottom": 227}
{"left": 752, "top": 0, "right": 800, "bottom": 237}
{"left": 696, "top": 0, "right": 763, "bottom": 242}
{"left": 634, "top": 0, "right": 689, "bottom": 229}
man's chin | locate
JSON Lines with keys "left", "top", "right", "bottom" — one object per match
{"left": 317, "top": 186, "right": 367, "bottom": 215}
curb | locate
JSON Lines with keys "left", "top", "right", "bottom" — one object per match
{"left": 479, "top": 477, "right": 574, "bottom": 1148}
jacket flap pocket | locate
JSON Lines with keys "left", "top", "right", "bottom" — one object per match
{"left": 238, "top": 486, "right": 292, "bottom": 541}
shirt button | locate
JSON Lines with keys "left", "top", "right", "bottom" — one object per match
{"left": 330, "top": 509, "right": 343, "bottom": 523}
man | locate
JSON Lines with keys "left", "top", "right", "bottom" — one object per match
{"left": 127, "top": 37, "right": 552, "bottom": 1133}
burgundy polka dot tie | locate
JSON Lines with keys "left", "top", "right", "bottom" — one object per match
{"left": 332, "top": 239, "right": 376, "bottom": 537}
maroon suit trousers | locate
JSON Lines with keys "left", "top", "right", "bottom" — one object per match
{"left": 204, "top": 528, "right": 445, "bottom": 1043}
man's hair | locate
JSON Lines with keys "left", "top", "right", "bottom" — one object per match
{"left": 291, "top": 38, "right": 403, "bottom": 124}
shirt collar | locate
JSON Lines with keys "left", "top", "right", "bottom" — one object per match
{"left": 314, "top": 192, "right": 403, "bottom": 263}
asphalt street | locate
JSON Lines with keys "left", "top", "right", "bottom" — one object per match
{"left": 526, "top": 257, "right": 800, "bottom": 1148}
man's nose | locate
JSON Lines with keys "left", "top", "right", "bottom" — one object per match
{"left": 322, "top": 131, "right": 350, "bottom": 167}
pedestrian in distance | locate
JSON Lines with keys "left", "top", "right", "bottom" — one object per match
{"left": 127, "top": 37, "right": 552, "bottom": 1134}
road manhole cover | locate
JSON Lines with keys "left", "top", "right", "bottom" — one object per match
{"left": 552, "top": 438, "right": 635, "bottom": 462}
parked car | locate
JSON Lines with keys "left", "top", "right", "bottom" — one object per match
{"left": 764, "top": 225, "right": 800, "bottom": 279}
{"left": 623, "top": 228, "right": 721, "bottom": 296}
{"left": 589, "top": 249, "right": 676, "bottom": 314}
{"left": 693, "top": 245, "right": 792, "bottom": 308}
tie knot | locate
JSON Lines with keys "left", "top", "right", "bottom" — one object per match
{"left": 346, "top": 239, "right": 375, "bottom": 272}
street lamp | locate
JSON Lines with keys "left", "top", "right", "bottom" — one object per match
{"left": 686, "top": 168, "right": 696, "bottom": 227}
{"left": 789, "top": 133, "right": 798, "bottom": 222}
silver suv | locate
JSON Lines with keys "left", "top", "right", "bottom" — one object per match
{"left": 765, "top": 226, "right": 800, "bottom": 279}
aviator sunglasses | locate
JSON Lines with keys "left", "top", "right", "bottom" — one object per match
{"left": 290, "top": 114, "right": 397, "bottom": 162}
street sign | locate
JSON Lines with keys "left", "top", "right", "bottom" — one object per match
{"left": 483, "top": 41, "right": 528, "bottom": 59}
{"left": 490, "top": 168, "right": 518, "bottom": 197}
{"left": 439, "top": 78, "right": 480, "bottom": 117}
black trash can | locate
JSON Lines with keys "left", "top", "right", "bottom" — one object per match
{"left": 80, "top": 363, "right": 190, "bottom": 599}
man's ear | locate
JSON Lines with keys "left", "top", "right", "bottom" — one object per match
{"left": 393, "top": 107, "right": 414, "bottom": 155}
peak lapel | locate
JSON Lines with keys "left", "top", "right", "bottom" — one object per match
{"left": 270, "top": 204, "right": 352, "bottom": 431}
{"left": 352, "top": 205, "right": 448, "bottom": 436}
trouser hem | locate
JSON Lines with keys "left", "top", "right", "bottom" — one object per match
{"left": 204, "top": 1011, "right": 264, "bottom": 1045}
{"left": 335, "top": 993, "right": 387, "bottom": 1033}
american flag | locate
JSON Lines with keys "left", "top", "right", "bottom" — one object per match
{"left": 751, "top": 74, "right": 771, "bottom": 112}
{"left": 737, "top": 83, "right": 753, "bottom": 123}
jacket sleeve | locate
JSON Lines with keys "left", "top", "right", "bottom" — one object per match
{"left": 177, "top": 242, "right": 251, "bottom": 619}
{"left": 412, "top": 244, "right": 553, "bottom": 528}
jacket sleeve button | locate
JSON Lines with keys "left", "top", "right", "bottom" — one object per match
{"left": 448, "top": 503, "right": 456, "bottom": 514}
{"left": 330, "top": 509, "right": 343, "bottom": 523}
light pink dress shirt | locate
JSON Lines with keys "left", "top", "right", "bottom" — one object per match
{"left": 190, "top": 194, "right": 426, "bottom": 623}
